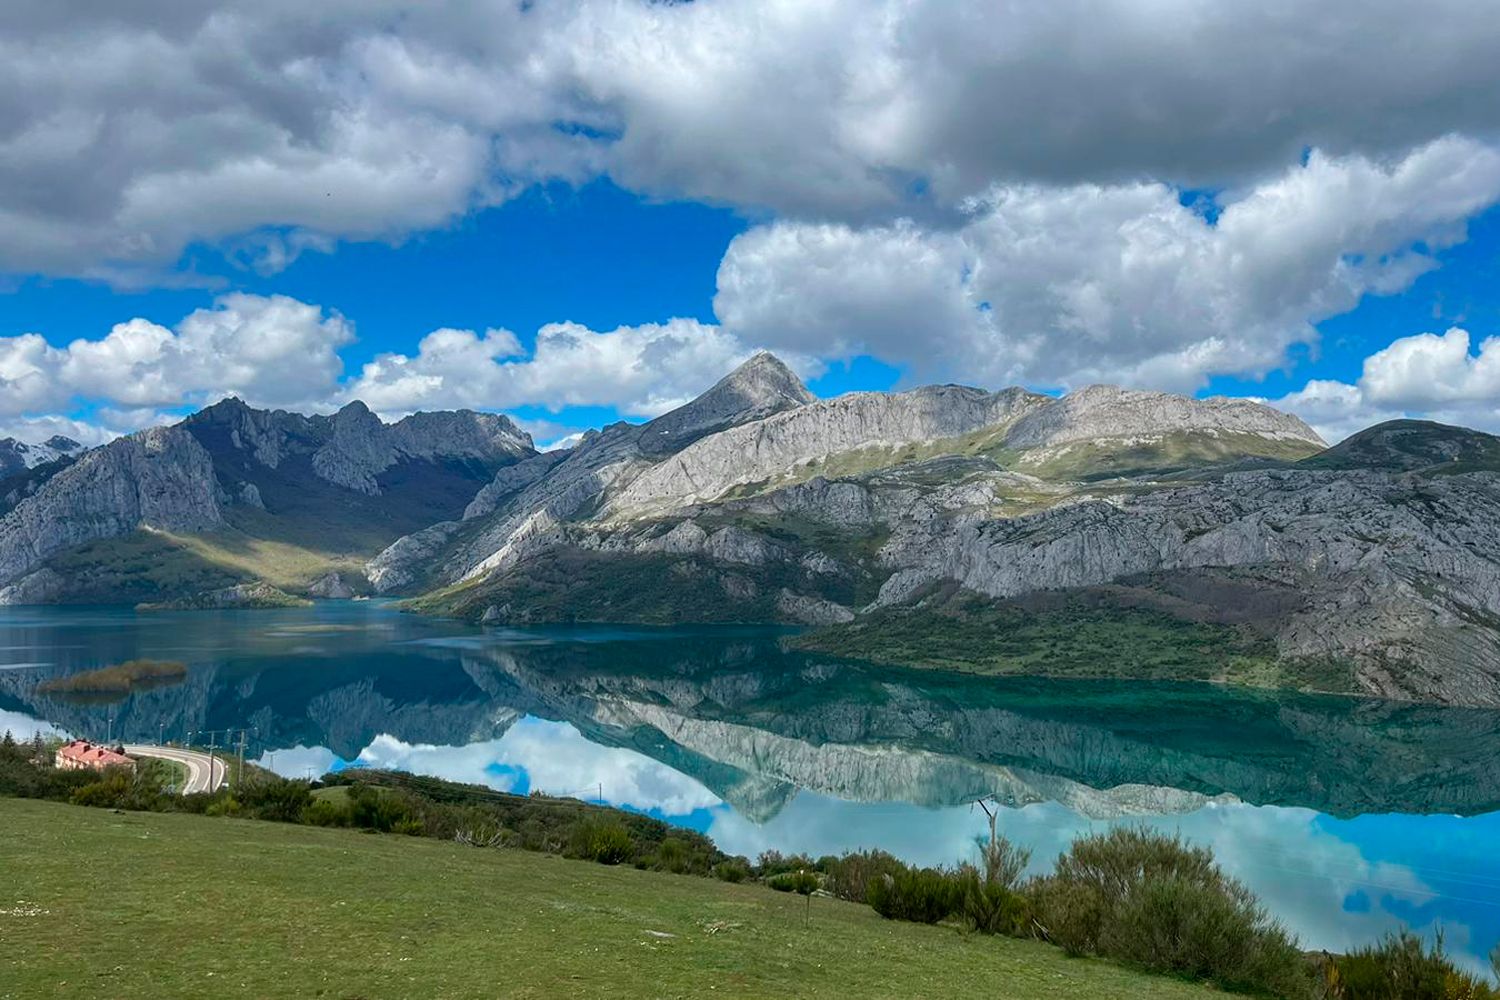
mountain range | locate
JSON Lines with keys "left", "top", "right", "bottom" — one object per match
{"left": 3, "top": 352, "right": 1499, "bottom": 706}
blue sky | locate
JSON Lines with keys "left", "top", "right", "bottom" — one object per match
{"left": 3, "top": 2, "right": 1500, "bottom": 447}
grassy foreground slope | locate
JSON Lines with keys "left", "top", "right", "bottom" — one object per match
{"left": 0, "top": 800, "right": 1218, "bottom": 1000}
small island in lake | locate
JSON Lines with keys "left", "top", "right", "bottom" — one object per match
{"left": 36, "top": 658, "right": 188, "bottom": 695}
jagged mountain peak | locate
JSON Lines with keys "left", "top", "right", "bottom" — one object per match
{"left": 1005, "top": 383, "right": 1326, "bottom": 449}
{"left": 635, "top": 351, "right": 815, "bottom": 456}
{"left": 334, "top": 399, "right": 378, "bottom": 419}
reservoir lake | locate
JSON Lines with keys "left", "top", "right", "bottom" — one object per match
{"left": 3, "top": 601, "right": 1498, "bottom": 972}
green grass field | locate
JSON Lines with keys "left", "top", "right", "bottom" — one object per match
{"left": 0, "top": 799, "right": 1220, "bottom": 1000}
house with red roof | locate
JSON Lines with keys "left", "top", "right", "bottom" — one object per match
{"left": 54, "top": 740, "right": 135, "bottom": 773}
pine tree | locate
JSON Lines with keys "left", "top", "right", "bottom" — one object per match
{"left": 1, "top": 729, "right": 14, "bottom": 749}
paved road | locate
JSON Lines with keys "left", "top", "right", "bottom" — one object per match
{"left": 122, "top": 745, "right": 227, "bottom": 794}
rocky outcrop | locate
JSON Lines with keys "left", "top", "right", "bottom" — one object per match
{"left": 873, "top": 467, "right": 1500, "bottom": 705}
{"left": 191, "top": 397, "right": 534, "bottom": 497}
{"left": 0, "top": 397, "right": 536, "bottom": 604}
{"left": 1004, "top": 384, "right": 1325, "bottom": 449}
{"left": 632, "top": 351, "right": 815, "bottom": 457}
{"left": 606, "top": 384, "right": 1046, "bottom": 517}
{"left": 365, "top": 351, "right": 1500, "bottom": 706}
{"left": 368, "top": 354, "right": 816, "bottom": 590}
{"left": 307, "top": 572, "right": 356, "bottom": 599}
{"left": 0, "top": 426, "right": 222, "bottom": 591}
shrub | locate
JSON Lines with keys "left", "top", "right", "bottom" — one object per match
{"left": 1326, "top": 930, "right": 1498, "bottom": 1000}
{"left": 204, "top": 795, "right": 242, "bottom": 818}
{"left": 571, "top": 819, "right": 633, "bottom": 865}
{"left": 69, "top": 767, "right": 170, "bottom": 812}
{"left": 867, "top": 866, "right": 963, "bottom": 924}
{"left": 957, "top": 864, "right": 1030, "bottom": 936}
{"left": 1104, "top": 873, "right": 1307, "bottom": 997}
{"left": 302, "top": 798, "right": 349, "bottom": 827}
{"left": 655, "top": 836, "right": 690, "bottom": 874}
{"left": 975, "top": 830, "right": 1031, "bottom": 890}
{"left": 714, "top": 860, "right": 749, "bottom": 883}
{"left": 1029, "top": 876, "right": 1108, "bottom": 956}
{"left": 767, "top": 871, "right": 819, "bottom": 895}
{"left": 756, "top": 850, "right": 818, "bottom": 878}
{"left": 344, "top": 784, "right": 417, "bottom": 833}
{"left": 237, "top": 777, "right": 313, "bottom": 823}
{"left": 1034, "top": 828, "right": 1314, "bottom": 999}
{"left": 824, "top": 849, "right": 906, "bottom": 904}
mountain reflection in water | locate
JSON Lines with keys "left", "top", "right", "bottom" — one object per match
{"left": 2, "top": 602, "right": 1498, "bottom": 973}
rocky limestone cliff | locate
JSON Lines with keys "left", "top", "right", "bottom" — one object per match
{"left": 1003, "top": 384, "right": 1325, "bottom": 449}
{"left": 190, "top": 397, "right": 534, "bottom": 496}
{"left": 370, "top": 351, "right": 1500, "bottom": 707}
{"left": 605, "top": 384, "right": 1046, "bottom": 518}
{"left": 633, "top": 351, "right": 816, "bottom": 457}
{"left": 0, "top": 426, "right": 222, "bottom": 589}
{"left": 369, "top": 353, "right": 815, "bottom": 591}
{"left": 375, "top": 355, "right": 1336, "bottom": 595}
{"left": 0, "top": 398, "right": 536, "bottom": 603}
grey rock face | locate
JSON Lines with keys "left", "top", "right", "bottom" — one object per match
{"left": 365, "top": 521, "right": 463, "bottom": 593}
{"left": 0, "top": 426, "right": 222, "bottom": 594}
{"left": 632, "top": 351, "right": 815, "bottom": 457}
{"left": 368, "top": 354, "right": 818, "bottom": 591}
{"left": 311, "top": 402, "right": 534, "bottom": 495}
{"left": 308, "top": 572, "right": 356, "bottom": 599}
{"left": 875, "top": 468, "right": 1500, "bottom": 705}
{"left": 191, "top": 396, "right": 534, "bottom": 496}
{"left": 776, "top": 589, "right": 856, "bottom": 625}
{"left": 608, "top": 384, "right": 1045, "bottom": 517}
{"left": 1004, "top": 384, "right": 1325, "bottom": 449}
{"left": 463, "top": 450, "right": 570, "bottom": 520}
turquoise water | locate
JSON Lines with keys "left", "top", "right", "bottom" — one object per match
{"left": 3, "top": 601, "right": 1499, "bottom": 972}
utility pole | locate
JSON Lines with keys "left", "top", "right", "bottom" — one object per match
{"left": 236, "top": 729, "right": 246, "bottom": 788}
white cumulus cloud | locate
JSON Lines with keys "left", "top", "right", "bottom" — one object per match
{"left": 1276, "top": 327, "right": 1500, "bottom": 441}
{"left": 5, "top": 1, "right": 1500, "bottom": 278}
{"left": 716, "top": 138, "right": 1500, "bottom": 393}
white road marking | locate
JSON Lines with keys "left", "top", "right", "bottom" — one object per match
{"left": 121, "top": 745, "right": 227, "bottom": 794}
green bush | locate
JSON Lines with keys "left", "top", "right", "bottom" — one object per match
{"left": 714, "top": 860, "right": 749, "bottom": 883}
{"left": 1033, "top": 828, "right": 1314, "bottom": 999}
{"left": 237, "top": 777, "right": 313, "bottom": 823}
{"left": 69, "top": 767, "right": 170, "bottom": 812}
{"left": 756, "top": 850, "right": 818, "bottom": 878}
{"left": 1104, "top": 873, "right": 1307, "bottom": 997}
{"left": 767, "top": 871, "right": 819, "bottom": 895}
{"left": 1326, "top": 930, "right": 1498, "bottom": 1000}
{"left": 571, "top": 818, "right": 633, "bottom": 865}
{"left": 823, "top": 849, "right": 906, "bottom": 904}
{"left": 301, "top": 797, "right": 349, "bottom": 827}
{"left": 344, "top": 784, "right": 418, "bottom": 833}
{"left": 654, "top": 836, "right": 690, "bottom": 873}
{"left": 867, "top": 866, "right": 963, "bottom": 924}
{"left": 204, "top": 795, "right": 242, "bottom": 817}
{"left": 1028, "top": 876, "right": 1107, "bottom": 956}
{"left": 957, "top": 864, "right": 1030, "bottom": 936}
